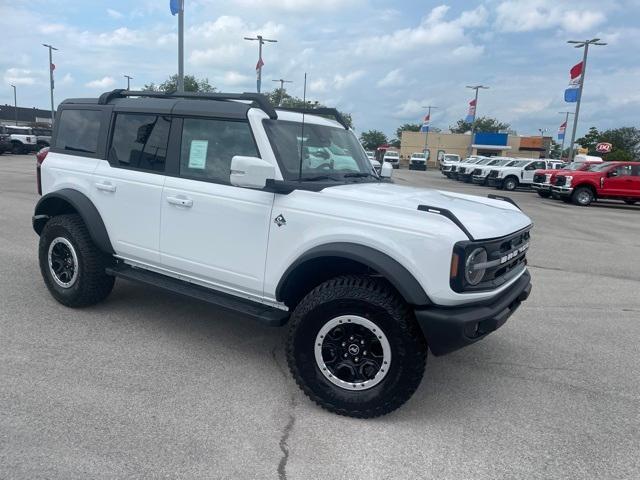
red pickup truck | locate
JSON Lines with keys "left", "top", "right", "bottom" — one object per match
{"left": 532, "top": 161, "right": 598, "bottom": 198}
{"left": 551, "top": 162, "right": 640, "bottom": 206}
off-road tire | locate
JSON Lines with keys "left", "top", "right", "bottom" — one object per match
{"left": 286, "top": 275, "right": 427, "bottom": 418}
{"left": 11, "top": 142, "right": 25, "bottom": 154}
{"left": 537, "top": 191, "right": 551, "bottom": 198}
{"left": 572, "top": 186, "right": 594, "bottom": 206}
{"left": 503, "top": 176, "right": 518, "bottom": 191}
{"left": 39, "top": 214, "right": 115, "bottom": 307}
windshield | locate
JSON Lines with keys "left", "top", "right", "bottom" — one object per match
{"left": 411, "top": 153, "right": 425, "bottom": 159}
{"left": 588, "top": 163, "right": 613, "bottom": 172}
{"left": 476, "top": 159, "right": 492, "bottom": 165}
{"left": 444, "top": 155, "right": 459, "bottom": 161}
{"left": 7, "top": 127, "right": 32, "bottom": 135}
{"left": 264, "top": 120, "right": 376, "bottom": 181}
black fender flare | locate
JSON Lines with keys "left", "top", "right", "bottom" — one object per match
{"left": 33, "top": 189, "right": 114, "bottom": 254}
{"left": 276, "top": 242, "right": 431, "bottom": 306}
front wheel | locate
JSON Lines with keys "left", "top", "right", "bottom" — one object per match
{"left": 572, "top": 186, "right": 594, "bottom": 206}
{"left": 287, "top": 276, "right": 427, "bottom": 418}
{"left": 38, "top": 214, "right": 115, "bottom": 307}
{"left": 503, "top": 177, "right": 518, "bottom": 191}
{"left": 11, "top": 143, "right": 25, "bottom": 154}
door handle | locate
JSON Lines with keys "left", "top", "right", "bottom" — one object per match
{"left": 95, "top": 182, "right": 116, "bottom": 193}
{"left": 167, "top": 196, "right": 193, "bottom": 208}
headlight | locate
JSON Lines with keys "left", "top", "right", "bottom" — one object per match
{"left": 465, "top": 248, "right": 488, "bottom": 286}
{"left": 564, "top": 175, "right": 573, "bottom": 187}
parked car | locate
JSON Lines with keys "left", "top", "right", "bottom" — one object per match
{"left": 458, "top": 157, "right": 497, "bottom": 182}
{"left": 440, "top": 154, "right": 470, "bottom": 176}
{"left": 487, "top": 159, "right": 550, "bottom": 191}
{"left": 0, "top": 131, "right": 11, "bottom": 154}
{"left": 532, "top": 161, "right": 597, "bottom": 198}
{"left": 369, "top": 157, "right": 382, "bottom": 174}
{"left": 33, "top": 127, "right": 53, "bottom": 149}
{"left": 409, "top": 152, "right": 427, "bottom": 171}
{"left": 453, "top": 157, "right": 485, "bottom": 181}
{"left": 32, "top": 89, "right": 533, "bottom": 418}
{"left": 472, "top": 158, "right": 517, "bottom": 185}
{"left": 383, "top": 150, "right": 400, "bottom": 169}
{"left": 551, "top": 162, "right": 640, "bottom": 206}
{"left": 0, "top": 125, "right": 37, "bottom": 154}
{"left": 439, "top": 153, "right": 461, "bottom": 170}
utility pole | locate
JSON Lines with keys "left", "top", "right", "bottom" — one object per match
{"left": 566, "top": 38, "right": 607, "bottom": 162}
{"left": 272, "top": 79, "right": 293, "bottom": 105}
{"left": 466, "top": 85, "right": 489, "bottom": 158}
{"left": 42, "top": 43, "right": 58, "bottom": 127}
{"left": 420, "top": 105, "right": 438, "bottom": 165}
{"left": 10, "top": 85, "right": 17, "bottom": 125}
{"left": 244, "top": 35, "right": 278, "bottom": 93}
{"left": 177, "top": 1, "right": 184, "bottom": 92}
{"left": 558, "top": 111, "right": 575, "bottom": 161}
{"left": 124, "top": 75, "right": 133, "bottom": 90}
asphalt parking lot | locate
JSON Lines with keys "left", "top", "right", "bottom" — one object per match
{"left": 1, "top": 154, "right": 639, "bottom": 479}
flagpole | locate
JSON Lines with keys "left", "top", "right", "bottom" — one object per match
{"left": 421, "top": 105, "right": 437, "bottom": 166}
{"left": 177, "top": 0, "right": 184, "bottom": 92}
{"left": 558, "top": 111, "right": 574, "bottom": 160}
{"left": 565, "top": 38, "right": 606, "bottom": 161}
{"left": 244, "top": 35, "right": 277, "bottom": 94}
{"left": 466, "top": 85, "right": 488, "bottom": 158}
{"left": 42, "top": 44, "right": 58, "bottom": 127}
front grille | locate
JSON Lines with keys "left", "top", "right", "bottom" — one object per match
{"left": 555, "top": 175, "right": 567, "bottom": 186}
{"left": 451, "top": 166, "right": 458, "bottom": 172}
{"left": 459, "top": 167, "right": 467, "bottom": 174}
{"left": 488, "top": 170, "right": 499, "bottom": 178}
{"left": 472, "top": 168, "right": 482, "bottom": 176}
{"left": 533, "top": 173, "right": 546, "bottom": 183}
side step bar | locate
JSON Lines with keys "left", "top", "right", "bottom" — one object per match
{"left": 106, "top": 264, "right": 289, "bottom": 327}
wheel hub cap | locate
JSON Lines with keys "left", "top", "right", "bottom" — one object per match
{"left": 315, "top": 315, "right": 391, "bottom": 391}
{"left": 48, "top": 237, "right": 78, "bottom": 288}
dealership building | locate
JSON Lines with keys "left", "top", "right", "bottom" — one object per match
{"left": 400, "top": 131, "right": 552, "bottom": 167}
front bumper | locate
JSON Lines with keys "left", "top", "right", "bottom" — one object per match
{"left": 472, "top": 175, "right": 488, "bottom": 184}
{"left": 414, "top": 270, "right": 532, "bottom": 356}
{"left": 458, "top": 173, "right": 472, "bottom": 182}
{"left": 531, "top": 182, "right": 551, "bottom": 192}
{"left": 551, "top": 186, "right": 573, "bottom": 197}
{"left": 409, "top": 162, "right": 426, "bottom": 170}
{"left": 487, "top": 177, "right": 504, "bottom": 188}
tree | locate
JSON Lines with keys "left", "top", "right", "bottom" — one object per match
{"left": 549, "top": 140, "right": 562, "bottom": 159}
{"left": 144, "top": 74, "right": 216, "bottom": 93}
{"left": 264, "top": 88, "right": 353, "bottom": 129}
{"left": 359, "top": 130, "right": 388, "bottom": 150}
{"left": 575, "top": 126, "right": 600, "bottom": 153}
{"left": 576, "top": 126, "right": 639, "bottom": 160}
{"left": 449, "top": 116, "right": 510, "bottom": 134}
{"left": 389, "top": 138, "right": 401, "bottom": 148}
{"left": 396, "top": 123, "right": 421, "bottom": 139}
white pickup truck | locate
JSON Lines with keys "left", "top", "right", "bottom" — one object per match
{"left": 486, "top": 159, "right": 558, "bottom": 191}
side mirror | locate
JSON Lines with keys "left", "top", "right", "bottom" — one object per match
{"left": 380, "top": 162, "right": 393, "bottom": 178}
{"left": 608, "top": 170, "right": 618, "bottom": 178}
{"left": 230, "top": 156, "right": 276, "bottom": 189}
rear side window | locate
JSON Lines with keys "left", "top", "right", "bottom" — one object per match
{"left": 179, "top": 118, "right": 258, "bottom": 184}
{"left": 109, "top": 114, "right": 171, "bottom": 172}
{"left": 56, "top": 109, "right": 102, "bottom": 154}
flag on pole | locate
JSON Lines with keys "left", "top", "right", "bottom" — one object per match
{"left": 564, "top": 61, "right": 583, "bottom": 103}
{"left": 170, "top": 0, "right": 183, "bottom": 15}
{"left": 465, "top": 99, "right": 476, "bottom": 123}
{"left": 256, "top": 57, "right": 264, "bottom": 75}
{"left": 558, "top": 121, "right": 566, "bottom": 141}
{"left": 420, "top": 113, "right": 430, "bottom": 133}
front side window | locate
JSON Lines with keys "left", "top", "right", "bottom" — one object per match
{"left": 56, "top": 109, "right": 102, "bottom": 154}
{"left": 109, "top": 114, "right": 170, "bottom": 172}
{"left": 179, "top": 118, "right": 258, "bottom": 184}
{"left": 264, "top": 120, "right": 374, "bottom": 181}
{"left": 612, "top": 165, "right": 633, "bottom": 177}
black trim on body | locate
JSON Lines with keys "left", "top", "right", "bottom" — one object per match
{"left": 417, "top": 205, "right": 474, "bottom": 241}
{"left": 33, "top": 189, "right": 114, "bottom": 254}
{"left": 276, "top": 243, "right": 431, "bottom": 306}
{"left": 487, "top": 194, "right": 521, "bottom": 210}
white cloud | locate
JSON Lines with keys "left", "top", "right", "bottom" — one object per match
{"left": 190, "top": 45, "right": 244, "bottom": 67}
{"left": 38, "top": 23, "right": 66, "bottom": 34}
{"left": 232, "top": 0, "right": 362, "bottom": 12}
{"left": 107, "top": 8, "right": 124, "bottom": 19}
{"left": 60, "top": 73, "right": 74, "bottom": 86}
{"left": 86, "top": 76, "right": 115, "bottom": 89}
{"left": 377, "top": 69, "right": 405, "bottom": 88}
{"left": 4, "top": 68, "right": 39, "bottom": 85}
{"left": 223, "top": 71, "right": 251, "bottom": 86}
{"left": 333, "top": 71, "right": 365, "bottom": 89}
{"left": 393, "top": 99, "right": 432, "bottom": 119}
{"left": 495, "top": 1, "right": 606, "bottom": 33}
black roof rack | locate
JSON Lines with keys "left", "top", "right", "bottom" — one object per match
{"left": 97, "top": 89, "right": 278, "bottom": 119}
{"left": 275, "top": 107, "right": 350, "bottom": 129}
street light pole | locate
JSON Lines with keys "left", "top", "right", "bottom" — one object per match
{"left": 124, "top": 75, "right": 133, "bottom": 90}
{"left": 420, "top": 105, "right": 437, "bottom": 165}
{"left": 558, "top": 111, "right": 575, "bottom": 160}
{"left": 42, "top": 44, "right": 58, "bottom": 127}
{"left": 177, "top": 2, "right": 184, "bottom": 92}
{"left": 272, "top": 78, "right": 293, "bottom": 105}
{"left": 10, "top": 84, "right": 17, "bottom": 125}
{"left": 244, "top": 35, "right": 278, "bottom": 93}
{"left": 566, "top": 38, "right": 607, "bottom": 162}
{"left": 466, "top": 85, "right": 489, "bottom": 158}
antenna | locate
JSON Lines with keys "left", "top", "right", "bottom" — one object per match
{"left": 298, "top": 73, "right": 307, "bottom": 182}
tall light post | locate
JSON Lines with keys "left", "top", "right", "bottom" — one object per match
{"left": 566, "top": 38, "right": 607, "bottom": 162}
{"left": 10, "top": 84, "right": 17, "bottom": 125}
{"left": 466, "top": 85, "right": 489, "bottom": 158}
{"left": 271, "top": 79, "right": 293, "bottom": 105}
{"left": 421, "top": 105, "right": 438, "bottom": 165}
{"left": 244, "top": 35, "right": 277, "bottom": 93}
{"left": 124, "top": 75, "right": 133, "bottom": 90}
{"left": 42, "top": 43, "right": 58, "bottom": 127}
{"left": 558, "top": 111, "right": 575, "bottom": 160}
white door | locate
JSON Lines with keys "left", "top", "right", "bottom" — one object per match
{"left": 159, "top": 117, "right": 274, "bottom": 298}
{"left": 91, "top": 113, "right": 171, "bottom": 264}
{"left": 521, "top": 160, "right": 546, "bottom": 184}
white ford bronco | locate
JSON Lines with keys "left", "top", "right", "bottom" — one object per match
{"left": 33, "top": 90, "right": 532, "bottom": 417}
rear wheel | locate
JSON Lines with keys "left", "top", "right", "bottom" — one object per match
{"left": 572, "top": 186, "right": 594, "bottom": 206}
{"left": 11, "top": 142, "right": 25, "bottom": 154}
{"left": 39, "top": 214, "right": 115, "bottom": 307}
{"left": 503, "top": 177, "right": 518, "bottom": 191}
{"left": 287, "top": 275, "right": 427, "bottom": 418}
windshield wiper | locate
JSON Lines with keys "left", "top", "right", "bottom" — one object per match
{"left": 343, "top": 172, "right": 379, "bottom": 179}
{"left": 299, "top": 174, "right": 340, "bottom": 182}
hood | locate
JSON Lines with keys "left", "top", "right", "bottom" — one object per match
{"left": 322, "top": 182, "right": 532, "bottom": 240}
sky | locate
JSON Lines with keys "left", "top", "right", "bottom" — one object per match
{"left": 1, "top": 0, "right": 639, "bottom": 139}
